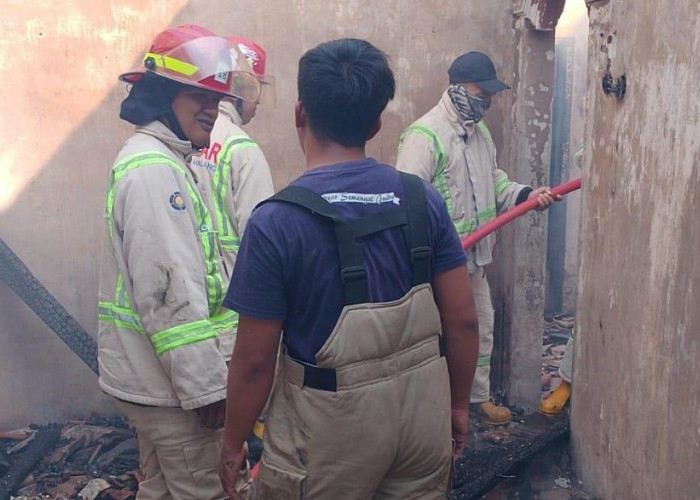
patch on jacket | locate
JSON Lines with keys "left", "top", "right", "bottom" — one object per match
{"left": 190, "top": 154, "right": 217, "bottom": 172}
{"left": 169, "top": 191, "right": 186, "bottom": 212}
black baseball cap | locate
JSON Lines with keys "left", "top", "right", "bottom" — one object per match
{"left": 448, "top": 51, "right": 510, "bottom": 94}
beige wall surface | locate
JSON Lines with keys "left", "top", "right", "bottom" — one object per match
{"left": 559, "top": 4, "right": 588, "bottom": 315}
{"left": 572, "top": 0, "right": 700, "bottom": 497}
{"left": 0, "top": 1, "right": 516, "bottom": 426}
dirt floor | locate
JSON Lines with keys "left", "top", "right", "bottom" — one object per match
{"left": 469, "top": 315, "right": 595, "bottom": 500}
{"left": 1, "top": 316, "right": 586, "bottom": 499}
{"left": 452, "top": 314, "right": 592, "bottom": 499}
{"left": 482, "top": 435, "right": 593, "bottom": 500}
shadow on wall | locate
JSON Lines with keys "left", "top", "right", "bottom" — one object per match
{"left": 0, "top": 1, "right": 194, "bottom": 427}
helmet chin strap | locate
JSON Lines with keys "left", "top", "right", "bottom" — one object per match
{"left": 234, "top": 98, "right": 244, "bottom": 116}
{"left": 161, "top": 108, "right": 210, "bottom": 148}
{"left": 162, "top": 109, "right": 188, "bottom": 142}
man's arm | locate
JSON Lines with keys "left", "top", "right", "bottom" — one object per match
{"left": 219, "top": 315, "right": 282, "bottom": 497}
{"left": 432, "top": 265, "right": 479, "bottom": 458}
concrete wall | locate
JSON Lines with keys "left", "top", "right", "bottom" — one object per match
{"left": 558, "top": 3, "right": 588, "bottom": 315}
{"left": 572, "top": 0, "right": 700, "bottom": 497}
{"left": 490, "top": 0, "right": 562, "bottom": 412}
{"left": 0, "top": 0, "right": 518, "bottom": 427}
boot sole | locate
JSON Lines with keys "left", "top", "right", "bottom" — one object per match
{"left": 538, "top": 407, "right": 564, "bottom": 416}
{"left": 481, "top": 417, "right": 512, "bottom": 426}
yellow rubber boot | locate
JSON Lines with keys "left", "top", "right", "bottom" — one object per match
{"left": 469, "top": 400, "right": 512, "bottom": 425}
{"left": 253, "top": 421, "right": 265, "bottom": 439}
{"left": 539, "top": 381, "right": 571, "bottom": 416}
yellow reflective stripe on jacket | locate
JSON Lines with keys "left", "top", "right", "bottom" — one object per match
{"left": 150, "top": 319, "right": 218, "bottom": 355}
{"left": 494, "top": 177, "right": 513, "bottom": 197}
{"left": 212, "top": 136, "right": 257, "bottom": 252}
{"left": 399, "top": 125, "right": 454, "bottom": 218}
{"left": 115, "top": 273, "right": 131, "bottom": 309}
{"left": 477, "top": 354, "right": 491, "bottom": 367}
{"left": 99, "top": 304, "right": 239, "bottom": 352}
{"left": 211, "top": 308, "right": 239, "bottom": 332}
{"left": 476, "top": 120, "right": 493, "bottom": 143}
{"left": 453, "top": 204, "right": 497, "bottom": 236}
{"left": 98, "top": 301, "right": 144, "bottom": 333}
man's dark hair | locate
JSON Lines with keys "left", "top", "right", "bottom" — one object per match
{"left": 298, "top": 38, "right": 395, "bottom": 147}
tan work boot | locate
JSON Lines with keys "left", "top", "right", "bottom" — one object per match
{"left": 469, "top": 400, "right": 512, "bottom": 425}
{"left": 539, "top": 381, "right": 571, "bottom": 416}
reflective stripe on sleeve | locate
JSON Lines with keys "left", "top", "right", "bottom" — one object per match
{"left": 477, "top": 355, "right": 491, "bottom": 367}
{"left": 150, "top": 319, "right": 218, "bottom": 355}
{"left": 399, "top": 125, "right": 453, "bottom": 218}
{"left": 98, "top": 301, "right": 144, "bottom": 333}
{"left": 212, "top": 136, "right": 257, "bottom": 251}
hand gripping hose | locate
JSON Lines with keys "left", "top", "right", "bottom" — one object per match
{"left": 461, "top": 178, "right": 581, "bottom": 250}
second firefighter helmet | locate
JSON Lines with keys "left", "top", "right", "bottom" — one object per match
{"left": 226, "top": 36, "right": 276, "bottom": 107}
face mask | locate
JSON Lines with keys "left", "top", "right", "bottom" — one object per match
{"left": 448, "top": 84, "right": 492, "bottom": 124}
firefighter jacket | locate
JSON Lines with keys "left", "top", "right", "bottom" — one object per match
{"left": 97, "top": 120, "right": 234, "bottom": 410}
{"left": 396, "top": 90, "right": 529, "bottom": 272}
{"left": 192, "top": 101, "right": 274, "bottom": 276}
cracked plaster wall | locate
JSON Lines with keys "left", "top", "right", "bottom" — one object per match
{"left": 572, "top": 1, "right": 700, "bottom": 497}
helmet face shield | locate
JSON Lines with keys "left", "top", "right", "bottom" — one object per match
{"left": 226, "top": 70, "right": 261, "bottom": 102}
{"left": 227, "top": 37, "right": 276, "bottom": 107}
{"left": 122, "top": 36, "right": 261, "bottom": 102}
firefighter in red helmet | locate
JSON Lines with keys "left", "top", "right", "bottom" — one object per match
{"left": 192, "top": 36, "right": 275, "bottom": 286}
{"left": 98, "top": 24, "right": 258, "bottom": 499}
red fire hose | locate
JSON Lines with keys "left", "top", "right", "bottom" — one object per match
{"left": 461, "top": 178, "right": 581, "bottom": 250}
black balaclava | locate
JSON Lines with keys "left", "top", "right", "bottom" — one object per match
{"left": 234, "top": 98, "right": 244, "bottom": 117}
{"left": 119, "top": 72, "right": 188, "bottom": 141}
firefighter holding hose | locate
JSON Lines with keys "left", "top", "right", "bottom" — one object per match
{"left": 397, "top": 51, "right": 561, "bottom": 425}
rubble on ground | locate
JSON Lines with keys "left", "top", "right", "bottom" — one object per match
{"left": 451, "top": 314, "right": 577, "bottom": 498}
{"left": 0, "top": 316, "right": 577, "bottom": 499}
{"left": 0, "top": 417, "right": 139, "bottom": 500}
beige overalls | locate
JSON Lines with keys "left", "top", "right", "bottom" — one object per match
{"left": 249, "top": 173, "right": 454, "bottom": 499}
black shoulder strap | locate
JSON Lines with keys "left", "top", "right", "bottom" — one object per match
{"left": 262, "top": 185, "right": 345, "bottom": 224}
{"left": 399, "top": 172, "right": 432, "bottom": 285}
{"left": 335, "top": 206, "right": 409, "bottom": 304}
{"left": 261, "top": 178, "right": 431, "bottom": 304}
{"left": 262, "top": 185, "right": 369, "bottom": 305}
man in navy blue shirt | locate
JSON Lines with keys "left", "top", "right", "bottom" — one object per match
{"left": 219, "top": 38, "right": 479, "bottom": 499}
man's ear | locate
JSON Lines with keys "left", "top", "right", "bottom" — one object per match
{"left": 367, "top": 117, "right": 382, "bottom": 141}
{"left": 295, "top": 101, "right": 306, "bottom": 129}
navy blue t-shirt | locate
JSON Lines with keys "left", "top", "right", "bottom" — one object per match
{"left": 223, "top": 159, "right": 466, "bottom": 364}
